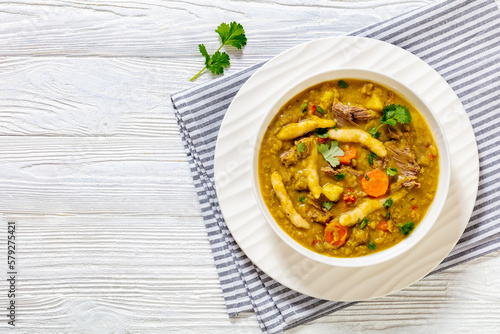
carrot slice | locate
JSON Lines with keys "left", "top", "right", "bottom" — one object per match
{"left": 361, "top": 169, "right": 389, "bottom": 197}
{"left": 376, "top": 220, "right": 390, "bottom": 232}
{"left": 324, "top": 222, "right": 348, "bottom": 247}
{"left": 338, "top": 145, "right": 357, "bottom": 164}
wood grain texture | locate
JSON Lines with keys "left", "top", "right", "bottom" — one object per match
{"left": 0, "top": 0, "right": 499, "bottom": 333}
{"left": 0, "top": 0, "right": 434, "bottom": 57}
{"left": 2, "top": 215, "right": 500, "bottom": 333}
{"left": 0, "top": 137, "right": 201, "bottom": 215}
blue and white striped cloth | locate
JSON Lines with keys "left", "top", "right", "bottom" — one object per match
{"left": 171, "top": 0, "right": 500, "bottom": 332}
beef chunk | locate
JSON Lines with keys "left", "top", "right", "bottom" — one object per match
{"left": 279, "top": 137, "right": 312, "bottom": 166}
{"left": 331, "top": 102, "right": 373, "bottom": 127}
{"left": 386, "top": 144, "right": 420, "bottom": 178}
{"left": 321, "top": 164, "right": 363, "bottom": 177}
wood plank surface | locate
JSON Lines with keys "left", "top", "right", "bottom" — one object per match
{"left": 0, "top": 0, "right": 499, "bottom": 333}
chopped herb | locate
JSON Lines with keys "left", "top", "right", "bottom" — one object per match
{"left": 316, "top": 105, "right": 324, "bottom": 115}
{"left": 215, "top": 22, "right": 248, "bottom": 49}
{"left": 195, "top": 46, "right": 230, "bottom": 78}
{"left": 317, "top": 141, "right": 344, "bottom": 168}
{"left": 297, "top": 143, "right": 306, "bottom": 157}
{"left": 365, "top": 174, "right": 370, "bottom": 181}
{"left": 333, "top": 125, "right": 338, "bottom": 130}
{"left": 315, "top": 128, "right": 329, "bottom": 138}
{"left": 385, "top": 212, "right": 391, "bottom": 220}
{"left": 322, "top": 201, "right": 335, "bottom": 210}
{"left": 383, "top": 197, "right": 393, "bottom": 209}
{"left": 381, "top": 104, "right": 412, "bottom": 126}
{"left": 368, "top": 151, "right": 378, "bottom": 165}
{"left": 335, "top": 173, "right": 346, "bottom": 181}
{"left": 368, "top": 127, "right": 381, "bottom": 138}
{"left": 190, "top": 21, "right": 247, "bottom": 81}
{"left": 301, "top": 103, "right": 308, "bottom": 113}
{"left": 368, "top": 241, "right": 376, "bottom": 250}
{"left": 360, "top": 218, "right": 368, "bottom": 229}
{"left": 368, "top": 104, "right": 412, "bottom": 135}
{"left": 400, "top": 221, "right": 415, "bottom": 235}
{"left": 386, "top": 167, "right": 398, "bottom": 176}
{"left": 338, "top": 80, "right": 348, "bottom": 88}
{"left": 299, "top": 194, "right": 307, "bottom": 204}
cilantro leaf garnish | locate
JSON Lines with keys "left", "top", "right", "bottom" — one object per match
{"left": 199, "top": 44, "right": 211, "bottom": 63}
{"left": 368, "top": 104, "right": 412, "bottom": 138}
{"left": 368, "top": 151, "right": 378, "bottom": 165}
{"left": 335, "top": 173, "right": 345, "bottom": 181}
{"left": 381, "top": 104, "right": 411, "bottom": 125}
{"left": 368, "top": 241, "right": 376, "bottom": 250}
{"left": 215, "top": 22, "right": 247, "bottom": 49}
{"left": 391, "top": 219, "right": 415, "bottom": 235}
{"left": 386, "top": 167, "right": 398, "bottom": 176}
{"left": 202, "top": 49, "right": 230, "bottom": 75}
{"left": 360, "top": 218, "right": 368, "bottom": 229}
{"left": 385, "top": 212, "right": 391, "bottom": 220}
{"left": 400, "top": 221, "right": 415, "bottom": 235}
{"left": 190, "top": 22, "right": 247, "bottom": 81}
{"left": 322, "top": 201, "right": 335, "bottom": 210}
{"left": 338, "top": 80, "right": 348, "bottom": 88}
{"left": 297, "top": 142, "right": 306, "bottom": 157}
{"left": 315, "top": 128, "right": 329, "bottom": 138}
{"left": 383, "top": 197, "right": 393, "bottom": 209}
{"left": 368, "top": 127, "right": 381, "bottom": 138}
{"left": 317, "top": 141, "right": 344, "bottom": 168}
{"left": 299, "top": 194, "right": 307, "bottom": 204}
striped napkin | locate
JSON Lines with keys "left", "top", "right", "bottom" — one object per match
{"left": 171, "top": 0, "right": 500, "bottom": 332}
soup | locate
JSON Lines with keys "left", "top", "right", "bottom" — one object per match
{"left": 258, "top": 79, "right": 439, "bottom": 258}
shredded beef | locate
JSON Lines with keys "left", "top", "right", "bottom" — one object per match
{"left": 279, "top": 137, "right": 312, "bottom": 166}
{"left": 386, "top": 144, "right": 420, "bottom": 178}
{"left": 321, "top": 164, "right": 363, "bottom": 177}
{"left": 331, "top": 102, "right": 372, "bottom": 127}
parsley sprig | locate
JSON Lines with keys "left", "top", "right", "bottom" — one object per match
{"left": 368, "top": 104, "right": 412, "bottom": 138}
{"left": 386, "top": 167, "right": 398, "bottom": 176}
{"left": 335, "top": 173, "right": 345, "bottom": 181}
{"left": 386, "top": 217, "right": 415, "bottom": 236}
{"left": 297, "top": 142, "right": 306, "bottom": 157}
{"left": 322, "top": 201, "right": 335, "bottom": 210}
{"left": 317, "top": 141, "right": 344, "bottom": 168}
{"left": 398, "top": 221, "right": 415, "bottom": 235}
{"left": 315, "top": 128, "right": 329, "bottom": 138}
{"left": 299, "top": 194, "right": 307, "bottom": 204}
{"left": 190, "top": 22, "right": 247, "bottom": 81}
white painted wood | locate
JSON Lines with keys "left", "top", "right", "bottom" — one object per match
{"left": 0, "top": 0, "right": 499, "bottom": 333}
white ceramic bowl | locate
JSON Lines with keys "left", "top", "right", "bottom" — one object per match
{"left": 251, "top": 68, "right": 451, "bottom": 268}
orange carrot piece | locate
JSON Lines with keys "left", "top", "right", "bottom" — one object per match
{"left": 324, "top": 222, "right": 348, "bottom": 247}
{"left": 338, "top": 145, "right": 357, "bottom": 164}
{"left": 376, "top": 221, "right": 390, "bottom": 232}
{"left": 361, "top": 169, "right": 389, "bottom": 197}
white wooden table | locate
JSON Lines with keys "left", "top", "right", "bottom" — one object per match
{"left": 1, "top": 1, "right": 500, "bottom": 333}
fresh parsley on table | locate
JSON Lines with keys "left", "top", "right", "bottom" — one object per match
{"left": 190, "top": 22, "right": 247, "bottom": 81}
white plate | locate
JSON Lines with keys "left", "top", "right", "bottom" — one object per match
{"left": 214, "top": 36, "right": 479, "bottom": 301}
